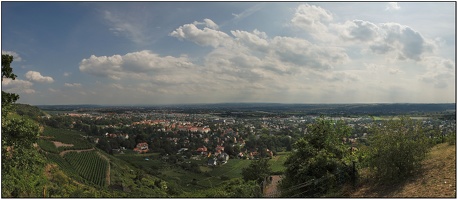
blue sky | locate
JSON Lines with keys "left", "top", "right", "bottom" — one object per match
{"left": 1, "top": 2, "right": 455, "bottom": 105}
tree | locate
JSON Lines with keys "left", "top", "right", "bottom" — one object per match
{"left": 241, "top": 158, "right": 271, "bottom": 184}
{"left": 2, "top": 54, "right": 46, "bottom": 197}
{"left": 90, "top": 124, "right": 99, "bottom": 135}
{"left": 96, "top": 137, "right": 112, "bottom": 154}
{"left": 2, "top": 54, "right": 19, "bottom": 116}
{"left": 224, "top": 143, "right": 235, "bottom": 156}
{"left": 365, "top": 116, "right": 430, "bottom": 183}
{"left": 279, "top": 117, "right": 353, "bottom": 197}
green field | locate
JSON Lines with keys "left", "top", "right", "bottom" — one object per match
{"left": 114, "top": 152, "right": 162, "bottom": 169}
{"left": 371, "top": 116, "right": 397, "bottom": 120}
{"left": 410, "top": 117, "right": 430, "bottom": 120}
{"left": 270, "top": 152, "right": 289, "bottom": 172}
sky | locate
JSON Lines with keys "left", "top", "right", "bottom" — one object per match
{"left": 1, "top": 2, "right": 456, "bottom": 105}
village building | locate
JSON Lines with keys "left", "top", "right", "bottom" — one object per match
{"left": 133, "top": 142, "right": 149, "bottom": 153}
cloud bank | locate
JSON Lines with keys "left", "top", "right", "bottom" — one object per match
{"left": 2, "top": 78, "right": 35, "bottom": 94}
{"left": 75, "top": 3, "right": 453, "bottom": 104}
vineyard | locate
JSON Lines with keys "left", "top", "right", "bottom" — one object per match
{"left": 44, "top": 153, "right": 86, "bottom": 184}
{"left": 38, "top": 139, "right": 59, "bottom": 153}
{"left": 63, "top": 151, "right": 108, "bottom": 187}
{"left": 42, "top": 127, "right": 94, "bottom": 151}
{"left": 38, "top": 126, "right": 109, "bottom": 188}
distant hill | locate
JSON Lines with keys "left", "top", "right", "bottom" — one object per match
{"left": 36, "top": 103, "right": 456, "bottom": 116}
{"left": 13, "top": 103, "right": 48, "bottom": 120}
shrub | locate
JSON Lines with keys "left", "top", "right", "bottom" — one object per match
{"left": 366, "top": 117, "right": 430, "bottom": 183}
{"left": 270, "top": 171, "right": 284, "bottom": 175}
{"left": 446, "top": 131, "right": 456, "bottom": 145}
{"left": 241, "top": 158, "right": 271, "bottom": 184}
{"left": 220, "top": 175, "right": 230, "bottom": 181}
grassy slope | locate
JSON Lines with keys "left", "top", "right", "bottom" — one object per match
{"left": 350, "top": 143, "right": 456, "bottom": 197}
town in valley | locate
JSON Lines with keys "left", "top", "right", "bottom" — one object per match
{"left": 38, "top": 103, "right": 456, "bottom": 162}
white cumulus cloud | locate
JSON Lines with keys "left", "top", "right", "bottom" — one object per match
{"left": 378, "top": 23, "right": 434, "bottom": 60}
{"left": 291, "top": 4, "right": 334, "bottom": 40}
{"left": 25, "top": 71, "right": 54, "bottom": 83}
{"left": 79, "top": 50, "right": 194, "bottom": 80}
{"left": 79, "top": 54, "right": 124, "bottom": 80}
{"left": 2, "top": 78, "right": 35, "bottom": 94}
{"left": 169, "top": 19, "right": 233, "bottom": 48}
{"left": 336, "top": 19, "right": 435, "bottom": 61}
{"left": 64, "top": 83, "right": 82, "bottom": 87}
{"left": 192, "top": 18, "right": 219, "bottom": 30}
{"left": 271, "top": 36, "right": 349, "bottom": 70}
{"left": 337, "top": 20, "right": 380, "bottom": 42}
{"left": 385, "top": 2, "right": 401, "bottom": 11}
{"left": 231, "top": 29, "right": 269, "bottom": 52}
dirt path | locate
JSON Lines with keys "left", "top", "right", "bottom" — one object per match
{"left": 52, "top": 141, "right": 74, "bottom": 148}
{"left": 264, "top": 175, "right": 282, "bottom": 197}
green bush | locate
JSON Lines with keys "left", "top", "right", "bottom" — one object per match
{"left": 220, "top": 175, "right": 230, "bottom": 181}
{"left": 241, "top": 158, "right": 271, "bottom": 184}
{"left": 279, "top": 117, "right": 353, "bottom": 197}
{"left": 187, "top": 178, "right": 261, "bottom": 198}
{"left": 446, "top": 132, "right": 456, "bottom": 145}
{"left": 366, "top": 117, "right": 430, "bottom": 183}
{"left": 270, "top": 171, "right": 284, "bottom": 175}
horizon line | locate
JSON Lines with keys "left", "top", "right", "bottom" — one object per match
{"left": 31, "top": 102, "right": 457, "bottom": 107}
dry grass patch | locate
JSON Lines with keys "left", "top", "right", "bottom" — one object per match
{"left": 395, "top": 143, "right": 456, "bottom": 197}
{"left": 350, "top": 143, "right": 456, "bottom": 198}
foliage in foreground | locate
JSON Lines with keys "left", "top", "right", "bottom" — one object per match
{"left": 279, "top": 116, "right": 436, "bottom": 197}
{"left": 279, "top": 117, "right": 354, "bottom": 197}
{"left": 182, "top": 178, "right": 262, "bottom": 197}
{"left": 2, "top": 53, "right": 48, "bottom": 197}
{"left": 365, "top": 116, "right": 430, "bottom": 183}
{"left": 241, "top": 158, "right": 272, "bottom": 184}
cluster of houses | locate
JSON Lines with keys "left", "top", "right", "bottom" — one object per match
{"left": 194, "top": 145, "right": 229, "bottom": 166}
{"left": 207, "top": 152, "right": 229, "bottom": 166}
{"left": 130, "top": 119, "right": 213, "bottom": 134}
{"left": 177, "top": 125, "right": 211, "bottom": 133}
{"left": 132, "top": 119, "right": 167, "bottom": 126}
{"left": 105, "top": 132, "right": 129, "bottom": 139}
